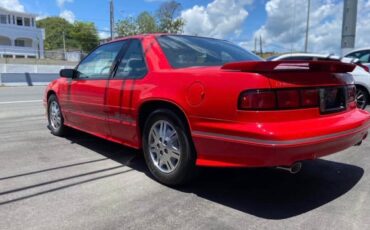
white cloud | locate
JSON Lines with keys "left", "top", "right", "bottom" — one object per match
{"left": 252, "top": 0, "right": 370, "bottom": 54}
{"left": 60, "top": 10, "right": 75, "bottom": 23}
{"left": 36, "top": 14, "right": 48, "bottom": 21}
{"left": 0, "top": 0, "right": 25, "bottom": 12}
{"left": 99, "top": 31, "right": 110, "bottom": 39}
{"left": 181, "top": 0, "right": 253, "bottom": 38}
{"left": 57, "top": 0, "right": 73, "bottom": 8}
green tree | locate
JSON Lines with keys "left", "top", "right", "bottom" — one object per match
{"left": 36, "top": 17, "right": 73, "bottom": 50}
{"left": 70, "top": 22, "right": 99, "bottom": 52}
{"left": 116, "top": 16, "right": 140, "bottom": 37}
{"left": 37, "top": 17, "right": 99, "bottom": 52}
{"left": 115, "top": 0, "right": 184, "bottom": 37}
{"left": 157, "top": 0, "right": 184, "bottom": 34}
{"left": 137, "top": 12, "right": 158, "bottom": 34}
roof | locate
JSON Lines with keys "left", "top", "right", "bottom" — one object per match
{"left": 344, "top": 47, "right": 370, "bottom": 56}
{"left": 109, "top": 33, "right": 230, "bottom": 44}
{"left": 0, "top": 7, "right": 37, "bottom": 17}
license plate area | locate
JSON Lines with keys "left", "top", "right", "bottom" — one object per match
{"left": 320, "top": 87, "right": 347, "bottom": 114}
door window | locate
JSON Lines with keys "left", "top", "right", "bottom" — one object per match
{"left": 346, "top": 50, "right": 370, "bottom": 63}
{"left": 77, "top": 41, "right": 127, "bottom": 79}
{"left": 115, "top": 40, "right": 147, "bottom": 79}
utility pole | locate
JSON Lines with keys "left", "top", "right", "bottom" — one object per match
{"left": 304, "top": 0, "right": 311, "bottom": 53}
{"left": 259, "top": 35, "right": 263, "bottom": 56}
{"left": 110, "top": 0, "right": 114, "bottom": 40}
{"left": 62, "top": 31, "right": 66, "bottom": 60}
{"left": 341, "top": 0, "right": 358, "bottom": 55}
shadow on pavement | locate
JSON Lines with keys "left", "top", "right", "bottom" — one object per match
{"left": 59, "top": 129, "right": 366, "bottom": 219}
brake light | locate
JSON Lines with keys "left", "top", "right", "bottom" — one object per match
{"left": 301, "top": 89, "right": 319, "bottom": 107}
{"left": 276, "top": 90, "right": 300, "bottom": 108}
{"left": 347, "top": 85, "right": 356, "bottom": 102}
{"left": 358, "top": 64, "right": 369, "bottom": 72}
{"left": 239, "top": 90, "right": 276, "bottom": 110}
{"left": 238, "top": 86, "right": 354, "bottom": 110}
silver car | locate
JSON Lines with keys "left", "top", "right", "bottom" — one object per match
{"left": 345, "top": 48, "right": 370, "bottom": 70}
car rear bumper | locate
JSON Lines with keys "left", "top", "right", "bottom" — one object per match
{"left": 191, "top": 109, "right": 370, "bottom": 167}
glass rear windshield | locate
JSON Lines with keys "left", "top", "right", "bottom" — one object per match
{"left": 157, "top": 35, "right": 262, "bottom": 68}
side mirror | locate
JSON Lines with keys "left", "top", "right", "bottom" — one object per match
{"left": 60, "top": 69, "right": 77, "bottom": 78}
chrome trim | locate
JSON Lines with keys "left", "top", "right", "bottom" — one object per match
{"left": 192, "top": 122, "right": 370, "bottom": 146}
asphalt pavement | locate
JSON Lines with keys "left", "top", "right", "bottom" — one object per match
{"left": 0, "top": 86, "right": 370, "bottom": 230}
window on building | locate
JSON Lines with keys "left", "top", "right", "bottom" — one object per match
{"left": 15, "top": 40, "right": 25, "bottom": 47}
{"left": 13, "top": 15, "right": 15, "bottom": 24}
{"left": 31, "top": 18, "right": 34, "bottom": 27}
{"left": 0, "top": 15, "right": 7, "bottom": 24}
{"left": 8, "top": 15, "right": 11, "bottom": 24}
{"left": 24, "top": 18, "right": 30, "bottom": 26}
{"left": 16, "top": 17, "right": 23, "bottom": 26}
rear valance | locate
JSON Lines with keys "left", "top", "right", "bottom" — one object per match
{"left": 221, "top": 61, "right": 356, "bottom": 73}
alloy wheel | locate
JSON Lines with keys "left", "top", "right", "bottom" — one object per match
{"left": 49, "top": 101, "right": 62, "bottom": 130}
{"left": 356, "top": 89, "right": 368, "bottom": 109}
{"left": 148, "top": 120, "right": 181, "bottom": 173}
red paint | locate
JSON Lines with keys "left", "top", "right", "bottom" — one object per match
{"left": 45, "top": 34, "right": 370, "bottom": 168}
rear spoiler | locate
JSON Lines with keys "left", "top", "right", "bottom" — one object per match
{"left": 221, "top": 61, "right": 356, "bottom": 73}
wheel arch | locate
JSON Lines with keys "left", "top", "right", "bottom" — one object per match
{"left": 47, "top": 90, "right": 57, "bottom": 100}
{"left": 355, "top": 84, "right": 370, "bottom": 95}
{"left": 137, "top": 99, "right": 193, "bottom": 141}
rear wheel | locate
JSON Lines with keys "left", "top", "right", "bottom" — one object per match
{"left": 48, "top": 94, "right": 67, "bottom": 136}
{"left": 356, "top": 86, "right": 369, "bottom": 109}
{"left": 142, "top": 109, "right": 196, "bottom": 185}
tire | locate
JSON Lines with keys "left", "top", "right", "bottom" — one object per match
{"left": 142, "top": 109, "right": 196, "bottom": 186}
{"left": 48, "top": 94, "right": 67, "bottom": 136}
{"left": 356, "top": 86, "right": 369, "bottom": 110}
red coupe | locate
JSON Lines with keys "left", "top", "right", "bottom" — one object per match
{"left": 44, "top": 34, "right": 370, "bottom": 185}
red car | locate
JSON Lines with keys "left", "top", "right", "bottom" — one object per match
{"left": 44, "top": 34, "right": 370, "bottom": 185}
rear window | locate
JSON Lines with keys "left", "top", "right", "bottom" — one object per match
{"left": 157, "top": 35, "right": 262, "bottom": 68}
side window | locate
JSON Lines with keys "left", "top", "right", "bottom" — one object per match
{"left": 346, "top": 50, "right": 370, "bottom": 63}
{"left": 358, "top": 52, "right": 370, "bottom": 63}
{"left": 77, "top": 41, "right": 127, "bottom": 79}
{"left": 115, "top": 40, "right": 147, "bottom": 79}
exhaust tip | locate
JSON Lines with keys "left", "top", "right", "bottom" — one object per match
{"left": 276, "top": 162, "right": 302, "bottom": 174}
{"left": 290, "top": 162, "right": 302, "bottom": 174}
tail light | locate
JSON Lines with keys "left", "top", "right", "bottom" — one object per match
{"left": 276, "top": 90, "right": 300, "bottom": 108}
{"left": 358, "top": 64, "right": 369, "bottom": 72}
{"left": 239, "top": 90, "right": 276, "bottom": 110}
{"left": 238, "top": 85, "right": 355, "bottom": 110}
{"left": 301, "top": 89, "right": 319, "bottom": 107}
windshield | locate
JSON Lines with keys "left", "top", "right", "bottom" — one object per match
{"left": 157, "top": 35, "right": 262, "bottom": 68}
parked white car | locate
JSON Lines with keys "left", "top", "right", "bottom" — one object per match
{"left": 345, "top": 48, "right": 370, "bottom": 70}
{"left": 268, "top": 53, "right": 370, "bottom": 109}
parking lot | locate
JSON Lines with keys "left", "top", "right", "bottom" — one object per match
{"left": 0, "top": 86, "right": 369, "bottom": 230}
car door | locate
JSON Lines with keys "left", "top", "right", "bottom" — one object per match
{"left": 66, "top": 41, "right": 127, "bottom": 135}
{"left": 105, "top": 39, "right": 148, "bottom": 146}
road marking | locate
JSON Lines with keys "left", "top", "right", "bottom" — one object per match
{"left": 0, "top": 100, "right": 42, "bottom": 105}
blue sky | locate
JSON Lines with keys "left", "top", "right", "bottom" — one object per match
{"left": 2, "top": 0, "right": 370, "bottom": 54}
{"left": 8, "top": 0, "right": 267, "bottom": 44}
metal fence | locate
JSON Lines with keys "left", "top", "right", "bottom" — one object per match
{"left": 0, "top": 48, "right": 87, "bottom": 62}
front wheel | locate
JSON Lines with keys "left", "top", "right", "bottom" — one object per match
{"left": 48, "top": 94, "right": 67, "bottom": 136}
{"left": 142, "top": 109, "right": 196, "bottom": 186}
{"left": 356, "top": 87, "right": 369, "bottom": 109}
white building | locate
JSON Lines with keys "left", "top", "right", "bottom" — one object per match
{"left": 0, "top": 7, "right": 45, "bottom": 59}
